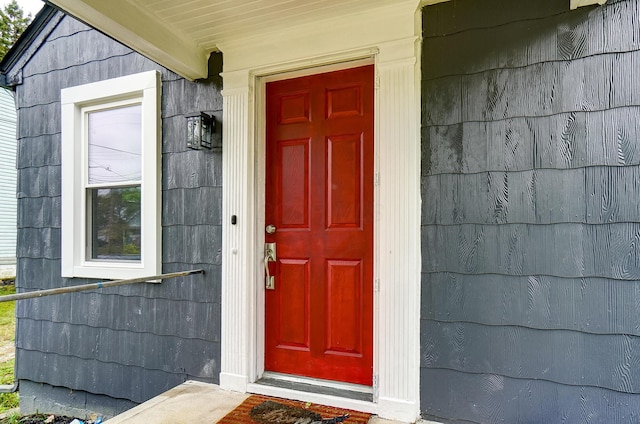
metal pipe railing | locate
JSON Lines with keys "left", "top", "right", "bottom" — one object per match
{"left": 0, "top": 269, "right": 205, "bottom": 302}
{"left": 0, "top": 268, "right": 204, "bottom": 393}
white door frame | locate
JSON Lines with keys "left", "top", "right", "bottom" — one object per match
{"left": 218, "top": 2, "right": 423, "bottom": 421}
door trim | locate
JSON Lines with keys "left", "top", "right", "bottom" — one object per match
{"left": 219, "top": 2, "right": 422, "bottom": 421}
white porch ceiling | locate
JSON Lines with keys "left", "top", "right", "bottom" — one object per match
{"left": 47, "top": 0, "right": 444, "bottom": 80}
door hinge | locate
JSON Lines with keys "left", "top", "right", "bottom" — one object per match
{"left": 374, "top": 279, "right": 380, "bottom": 292}
{"left": 374, "top": 172, "right": 380, "bottom": 187}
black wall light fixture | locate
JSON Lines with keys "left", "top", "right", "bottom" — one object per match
{"left": 187, "top": 112, "right": 222, "bottom": 150}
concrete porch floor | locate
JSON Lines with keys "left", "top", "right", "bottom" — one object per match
{"left": 103, "top": 380, "right": 407, "bottom": 424}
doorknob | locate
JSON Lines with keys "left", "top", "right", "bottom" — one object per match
{"left": 266, "top": 224, "right": 276, "bottom": 234}
{"left": 264, "top": 242, "right": 276, "bottom": 290}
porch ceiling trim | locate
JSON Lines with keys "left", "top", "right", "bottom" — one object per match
{"left": 46, "top": 0, "right": 454, "bottom": 81}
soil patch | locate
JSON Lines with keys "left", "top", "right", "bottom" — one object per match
{"left": 0, "top": 414, "right": 99, "bottom": 424}
{"left": 17, "top": 415, "right": 78, "bottom": 424}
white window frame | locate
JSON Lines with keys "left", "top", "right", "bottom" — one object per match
{"left": 61, "top": 70, "right": 161, "bottom": 279}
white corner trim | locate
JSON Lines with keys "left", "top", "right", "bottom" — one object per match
{"left": 219, "top": 2, "right": 422, "bottom": 422}
{"left": 570, "top": 0, "right": 607, "bottom": 9}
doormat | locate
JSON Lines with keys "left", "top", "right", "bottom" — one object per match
{"left": 217, "top": 394, "right": 371, "bottom": 424}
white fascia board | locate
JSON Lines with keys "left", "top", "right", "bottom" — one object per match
{"left": 571, "top": 0, "right": 607, "bottom": 9}
{"left": 419, "top": 0, "right": 451, "bottom": 5}
{"left": 48, "top": 0, "right": 209, "bottom": 80}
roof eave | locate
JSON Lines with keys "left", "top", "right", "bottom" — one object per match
{"left": 0, "top": 4, "right": 59, "bottom": 87}
{"left": 47, "top": 0, "right": 209, "bottom": 80}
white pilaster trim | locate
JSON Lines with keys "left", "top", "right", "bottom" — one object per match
{"left": 220, "top": 69, "right": 258, "bottom": 392}
{"left": 373, "top": 37, "right": 422, "bottom": 423}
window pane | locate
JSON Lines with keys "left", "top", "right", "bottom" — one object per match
{"left": 90, "top": 186, "right": 141, "bottom": 261}
{"left": 88, "top": 105, "right": 142, "bottom": 184}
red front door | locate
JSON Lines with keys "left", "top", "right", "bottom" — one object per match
{"left": 264, "top": 65, "right": 374, "bottom": 386}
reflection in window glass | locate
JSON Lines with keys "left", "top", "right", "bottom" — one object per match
{"left": 88, "top": 105, "right": 142, "bottom": 184}
{"left": 90, "top": 187, "right": 141, "bottom": 261}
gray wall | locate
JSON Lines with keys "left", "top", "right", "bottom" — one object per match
{"left": 421, "top": 0, "right": 640, "bottom": 422}
{"left": 13, "top": 12, "right": 222, "bottom": 417}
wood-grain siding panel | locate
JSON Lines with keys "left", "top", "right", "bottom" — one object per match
{"left": 163, "top": 151, "right": 222, "bottom": 190}
{"left": 423, "top": 223, "right": 640, "bottom": 279}
{"left": 16, "top": 319, "right": 219, "bottom": 377}
{"left": 19, "top": 381, "right": 137, "bottom": 420}
{"left": 423, "top": 320, "right": 640, "bottom": 394}
{"left": 422, "top": 169, "right": 585, "bottom": 225}
{"left": 424, "top": 1, "right": 640, "bottom": 79}
{"left": 586, "top": 166, "right": 640, "bottom": 223}
{"left": 421, "top": 367, "right": 640, "bottom": 424}
{"left": 17, "top": 295, "right": 220, "bottom": 341}
{"left": 423, "top": 108, "right": 640, "bottom": 175}
{"left": 17, "top": 135, "right": 62, "bottom": 169}
{"left": 17, "top": 165, "right": 60, "bottom": 198}
{"left": 16, "top": 258, "right": 61, "bottom": 291}
{"left": 22, "top": 26, "right": 133, "bottom": 78}
{"left": 16, "top": 53, "right": 163, "bottom": 109}
{"left": 162, "top": 76, "right": 223, "bottom": 118}
{"left": 45, "top": 14, "right": 91, "bottom": 40}
{"left": 16, "top": 348, "right": 193, "bottom": 403}
{"left": 162, "top": 187, "right": 223, "bottom": 226}
{"left": 423, "top": 272, "right": 640, "bottom": 337}
{"left": 424, "top": 52, "right": 640, "bottom": 127}
{"left": 423, "top": 165, "right": 640, "bottom": 225}
{"left": 18, "top": 197, "right": 61, "bottom": 228}
{"left": 422, "top": 76, "right": 462, "bottom": 128}
{"left": 424, "top": 15, "right": 560, "bottom": 80}
{"left": 422, "top": 0, "right": 566, "bottom": 38}
{"left": 162, "top": 224, "right": 222, "bottom": 265}
{"left": 17, "top": 228, "right": 60, "bottom": 259}
{"left": 17, "top": 103, "right": 60, "bottom": 138}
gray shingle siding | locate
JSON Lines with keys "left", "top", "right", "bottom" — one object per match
{"left": 421, "top": 0, "right": 640, "bottom": 422}
{"left": 13, "top": 12, "right": 222, "bottom": 415}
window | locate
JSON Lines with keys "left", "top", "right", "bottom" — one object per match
{"left": 61, "top": 71, "right": 161, "bottom": 279}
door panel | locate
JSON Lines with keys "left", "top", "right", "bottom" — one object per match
{"left": 327, "top": 134, "right": 363, "bottom": 228}
{"left": 265, "top": 65, "right": 374, "bottom": 386}
{"left": 277, "top": 259, "right": 310, "bottom": 349}
{"left": 279, "top": 140, "right": 309, "bottom": 228}
{"left": 326, "top": 259, "right": 363, "bottom": 355}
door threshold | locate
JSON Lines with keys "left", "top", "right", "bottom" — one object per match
{"left": 247, "top": 372, "right": 376, "bottom": 414}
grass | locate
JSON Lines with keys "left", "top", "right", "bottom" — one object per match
{"left": 0, "top": 285, "right": 15, "bottom": 344}
{"left": 0, "top": 284, "right": 17, "bottom": 413}
{"left": 0, "top": 412, "right": 20, "bottom": 424}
